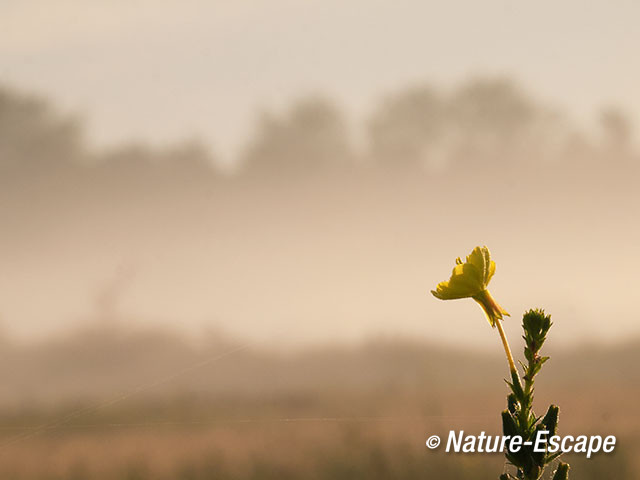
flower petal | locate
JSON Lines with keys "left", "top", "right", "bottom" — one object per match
{"left": 466, "top": 246, "right": 493, "bottom": 286}
{"left": 486, "top": 259, "right": 496, "bottom": 284}
{"left": 431, "top": 262, "right": 484, "bottom": 299}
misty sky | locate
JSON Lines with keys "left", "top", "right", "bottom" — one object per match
{"left": 2, "top": 1, "right": 640, "bottom": 350}
{"left": 2, "top": 0, "right": 640, "bottom": 160}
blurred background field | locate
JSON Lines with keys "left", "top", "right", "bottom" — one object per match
{"left": 3, "top": 1, "right": 640, "bottom": 478}
{"left": 0, "top": 326, "right": 638, "bottom": 479}
{"left": 2, "top": 76, "right": 639, "bottom": 349}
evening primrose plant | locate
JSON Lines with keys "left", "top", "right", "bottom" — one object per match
{"left": 431, "top": 246, "right": 570, "bottom": 480}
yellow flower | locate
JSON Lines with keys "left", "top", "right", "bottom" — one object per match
{"left": 431, "top": 246, "right": 509, "bottom": 327}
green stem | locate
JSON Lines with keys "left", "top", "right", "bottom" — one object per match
{"left": 495, "top": 319, "right": 517, "bottom": 374}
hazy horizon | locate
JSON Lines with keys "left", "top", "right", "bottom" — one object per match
{"left": 2, "top": 5, "right": 640, "bottom": 479}
{"left": 3, "top": 1, "right": 640, "bottom": 350}
{"left": 2, "top": 77, "right": 639, "bottom": 350}
{"left": 3, "top": 0, "right": 640, "bottom": 159}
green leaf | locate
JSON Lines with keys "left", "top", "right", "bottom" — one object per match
{"left": 552, "top": 462, "right": 570, "bottom": 480}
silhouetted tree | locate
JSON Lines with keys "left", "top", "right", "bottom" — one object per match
{"left": 98, "top": 140, "right": 215, "bottom": 179}
{"left": 447, "top": 79, "right": 540, "bottom": 166}
{"left": 0, "top": 86, "right": 83, "bottom": 173}
{"left": 88, "top": 140, "right": 218, "bottom": 201}
{"left": 240, "top": 97, "right": 352, "bottom": 176}
{"left": 599, "top": 107, "right": 633, "bottom": 159}
{"left": 367, "top": 79, "right": 557, "bottom": 172}
{"left": 368, "top": 86, "right": 446, "bottom": 169}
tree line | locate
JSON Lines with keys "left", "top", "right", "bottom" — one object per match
{"left": 0, "top": 77, "right": 636, "bottom": 184}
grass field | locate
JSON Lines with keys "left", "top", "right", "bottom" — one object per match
{"left": 0, "top": 329, "right": 637, "bottom": 479}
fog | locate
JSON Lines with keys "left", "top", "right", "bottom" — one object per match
{"left": 2, "top": 4, "right": 640, "bottom": 479}
{"left": 1, "top": 79, "right": 638, "bottom": 350}
{"left": 4, "top": 1, "right": 640, "bottom": 157}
